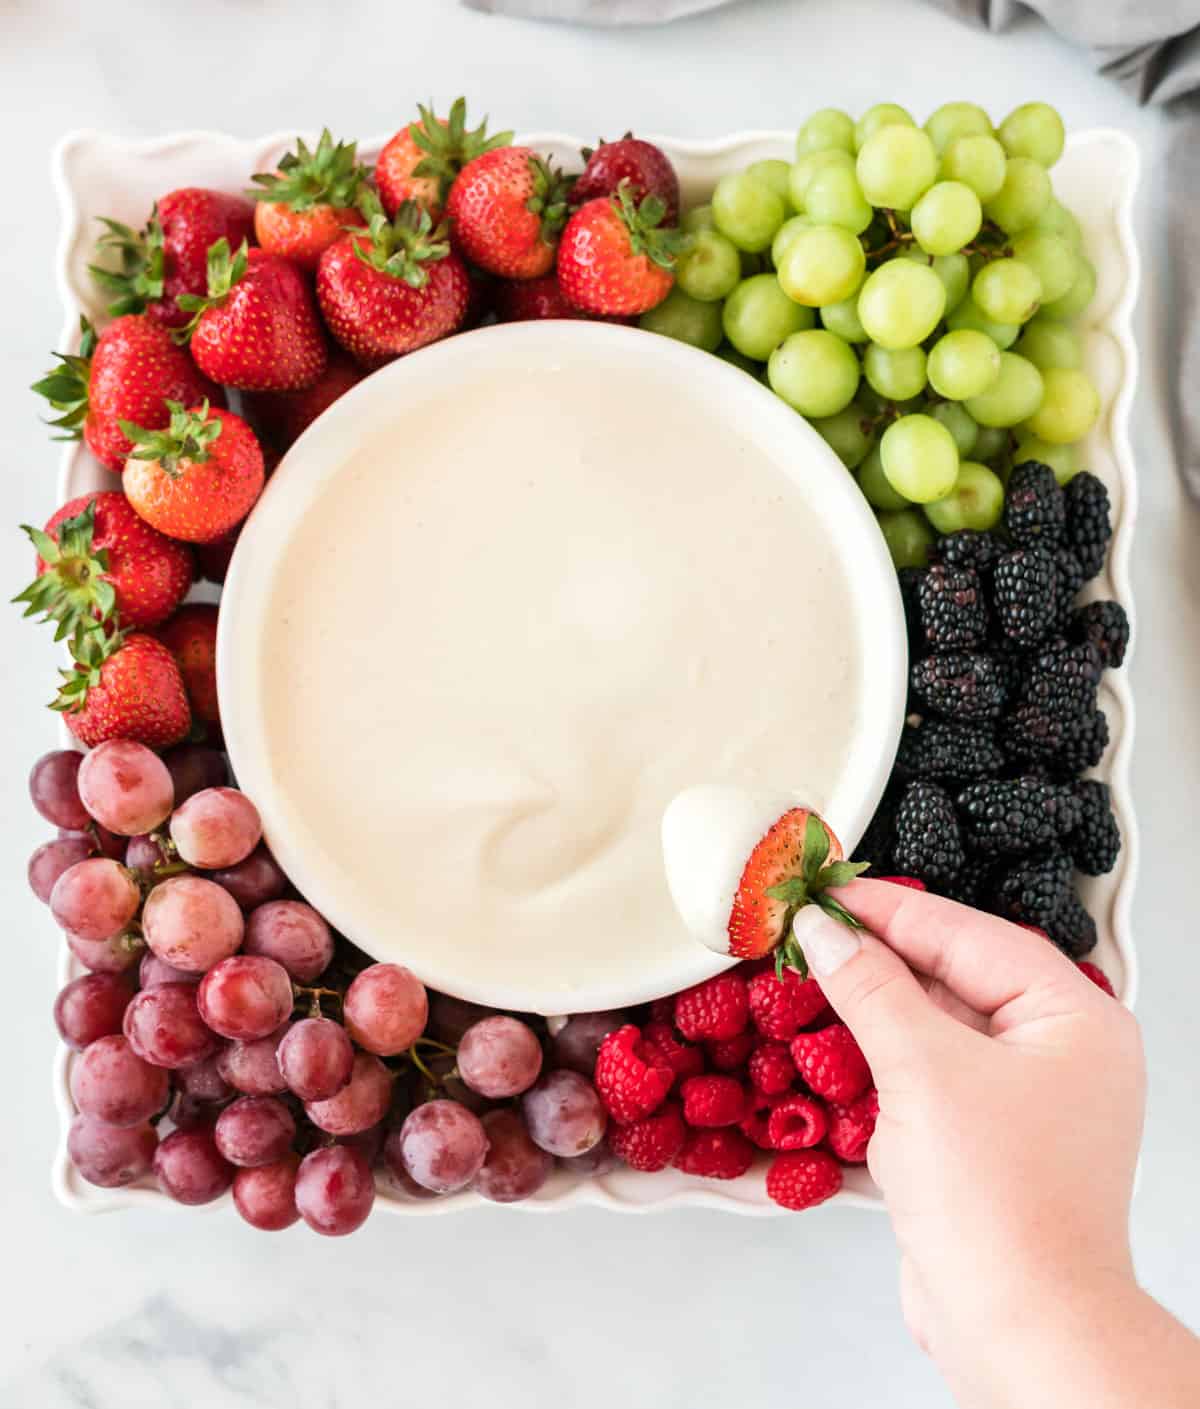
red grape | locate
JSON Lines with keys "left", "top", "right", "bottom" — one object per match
{"left": 243, "top": 900, "right": 333, "bottom": 982}
{"left": 383, "top": 1161, "right": 443, "bottom": 1200}
{"left": 214, "top": 1095, "right": 296, "bottom": 1168}
{"left": 176, "top": 1050, "right": 233, "bottom": 1102}
{"left": 473, "top": 1110, "right": 552, "bottom": 1203}
{"left": 277, "top": 1016, "right": 353, "bottom": 1100}
{"left": 305, "top": 1051, "right": 392, "bottom": 1135}
{"left": 458, "top": 1016, "right": 543, "bottom": 1098}
{"left": 70, "top": 1034, "right": 169, "bottom": 1127}
{"left": 153, "top": 1126, "right": 234, "bottom": 1204}
{"left": 521, "top": 1070, "right": 606, "bottom": 1157}
{"left": 68, "top": 1114, "right": 156, "bottom": 1188}
{"left": 122, "top": 983, "right": 218, "bottom": 1069}
{"left": 29, "top": 750, "right": 89, "bottom": 830}
{"left": 162, "top": 743, "right": 228, "bottom": 805}
{"left": 343, "top": 963, "right": 428, "bottom": 1056}
{"left": 125, "top": 832, "right": 172, "bottom": 874}
{"left": 295, "top": 1145, "right": 375, "bottom": 1235}
{"left": 198, "top": 955, "right": 293, "bottom": 1041}
{"left": 386, "top": 1100, "right": 489, "bottom": 1194}
{"left": 77, "top": 739, "right": 174, "bottom": 836}
{"left": 338, "top": 1122, "right": 387, "bottom": 1165}
{"left": 233, "top": 1154, "right": 300, "bottom": 1230}
{"left": 168, "top": 1091, "right": 223, "bottom": 1130}
{"left": 54, "top": 972, "right": 135, "bottom": 1051}
{"left": 66, "top": 929, "right": 144, "bottom": 974}
{"left": 83, "top": 823, "right": 128, "bottom": 859}
{"left": 141, "top": 874, "right": 244, "bottom": 972}
{"left": 50, "top": 857, "right": 140, "bottom": 941}
{"left": 217, "top": 1024, "right": 290, "bottom": 1095}
{"left": 425, "top": 992, "right": 493, "bottom": 1046}
{"left": 170, "top": 787, "right": 262, "bottom": 868}
{"left": 559, "top": 1137, "right": 620, "bottom": 1177}
{"left": 139, "top": 952, "right": 200, "bottom": 988}
{"left": 29, "top": 834, "right": 94, "bottom": 904}
{"left": 551, "top": 1011, "right": 629, "bottom": 1076}
{"left": 211, "top": 846, "right": 287, "bottom": 909}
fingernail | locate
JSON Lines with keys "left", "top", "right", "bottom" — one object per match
{"left": 792, "top": 905, "right": 862, "bottom": 977}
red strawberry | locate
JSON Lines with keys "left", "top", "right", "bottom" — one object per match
{"left": 157, "top": 604, "right": 220, "bottom": 726}
{"left": 680, "top": 1074, "right": 747, "bottom": 1129}
{"left": 826, "top": 1088, "right": 879, "bottom": 1164}
{"left": 121, "top": 402, "right": 264, "bottom": 544}
{"left": 376, "top": 98, "right": 512, "bottom": 220}
{"left": 181, "top": 241, "right": 327, "bottom": 392}
{"left": 607, "top": 1102, "right": 686, "bottom": 1172}
{"left": 446, "top": 146, "right": 572, "bottom": 280}
{"left": 88, "top": 187, "right": 255, "bottom": 329}
{"left": 243, "top": 352, "right": 364, "bottom": 452}
{"left": 494, "top": 273, "right": 589, "bottom": 323}
{"left": 33, "top": 315, "right": 222, "bottom": 473}
{"left": 54, "top": 629, "right": 190, "bottom": 749}
{"left": 673, "top": 1127, "right": 754, "bottom": 1181}
{"left": 790, "top": 1024, "right": 872, "bottom": 1105}
{"left": 194, "top": 525, "right": 240, "bottom": 585}
{"left": 556, "top": 185, "right": 681, "bottom": 317}
{"left": 593, "top": 1025, "right": 673, "bottom": 1125}
{"left": 766, "top": 1150, "right": 843, "bottom": 1211}
{"left": 249, "top": 129, "right": 367, "bottom": 271}
{"left": 17, "top": 492, "right": 193, "bottom": 637}
{"left": 572, "top": 135, "right": 680, "bottom": 224}
{"left": 316, "top": 196, "right": 470, "bottom": 368}
{"left": 766, "top": 1094, "right": 828, "bottom": 1151}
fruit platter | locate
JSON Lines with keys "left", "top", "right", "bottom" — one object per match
{"left": 24, "top": 99, "right": 1139, "bottom": 1229}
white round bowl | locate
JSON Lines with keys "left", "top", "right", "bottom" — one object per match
{"left": 218, "top": 320, "right": 906, "bottom": 1014}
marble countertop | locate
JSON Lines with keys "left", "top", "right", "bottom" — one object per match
{"left": 2, "top": 0, "right": 1198, "bottom": 1404}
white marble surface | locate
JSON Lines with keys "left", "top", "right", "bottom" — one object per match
{"left": 2, "top": 0, "right": 1198, "bottom": 1404}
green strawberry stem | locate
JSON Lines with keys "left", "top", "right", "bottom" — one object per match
{"left": 410, "top": 97, "right": 514, "bottom": 206}
{"left": 248, "top": 129, "right": 367, "bottom": 212}
{"left": 175, "top": 239, "right": 251, "bottom": 339}
{"left": 13, "top": 500, "right": 117, "bottom": 641}
{"left": 31, "top": 317, "right": 97, "bottom": 440}
{"left": 765, "top": 814, "right": 870, "bottom": 979}
{"left": 522, "top": 155, "right": 574, "bottom": 246}
{"left": 119, "top": 398, "right": 221, "bottom": 477}
{"left": 50, "top": 620, "right": 124, "bottom": 715}
{"left": 88, "top": 211, "right": 166, "bottom": 317}
{"left": 352, "top": 191, "right": 450, "bottom": 289}
{"left": 613, "top": 180, "right": 686, "bottom": 272}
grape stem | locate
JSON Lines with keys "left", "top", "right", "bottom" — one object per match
{"left": 292, "top": 983, "right": 344, "bottom": 1019}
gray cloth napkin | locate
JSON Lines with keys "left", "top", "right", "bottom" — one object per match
{"left": 465, "top": 0, "right": 1200, "bottom": 497}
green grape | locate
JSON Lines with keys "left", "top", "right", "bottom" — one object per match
{"left": 880, "top": 414, "right": 960, "bottom": 502}
{"left": 746, "top": 159, "right": 794, "bottom": 210}
{"left": 858, "top": 444, "right": 911, "bottom": 510}
{"left": 856, "top": 125, "right": 939, "bottom": 209}
{"left": 716, "top": 342, "right": 760, "bottom": 375}
{"left": 722, "top": 273, "right": 814, "bottom": 360}
{"left": 854, "top": 103, "right": 916, "bottom": 151}
{"left": 924, "top": 101, "right": 993, "bottom": 154}
{"left": 910, "top": 181, "right": 982, "bottom": 256}
{"left": 864, "top": 343, "right": 927, "bottom": 400}
{"left": 1040, "top": 256, "right": 1097, "bottom": 321}
{"left": 923, "top": 461, "right": 1005, "bottom": 533}
{"left": 772, "top": 215, "right": 815, "bottom": 267}
{"left": 712, "top": 171, "right": 786, "bottom": 252}
{"left": 675, "top": 229, "right": 742, "bottom": 302}
{"left": 1032, "top": 197, "right": 1082, "bottom": 249}
{"left": 767, "top": 329, "right": 860, "bottom": 417}
{"left": 927, "top": 328, "right": 1001, "bottom": 400}
{"left": 965, "top": 351, "right": 1044, "bottom": 427}
{"left": 1014, "top": 431, "right": 1080, "bottom": 484}
{"left": 932, "top": 252, "right": 971, "bottom": 311}
{"left": 820, "top": 295, "right": 870, "bottom": 343}
{"left": 1021, "top": 366, "right": 1100, "bottom": 443}
{"left": 972, "top": 424, "right": 1009, "bottom": 463}
{"left": 789, "top": 148, "right": 854, "bottom": 210}
{"left": 1009, "top": 231, "right": 1077, "bottom": 305}
{"left": 777, "top": 225, "right": 866, "bottom": 306}
{"left": 946, "top": 296, "right": 1019, "bottom": 349}
{"left": 877, "top": 508, "right": 934, "bottom": 568}
{"left": 930, "top": 400, "right": 979, "bottom": 456}
{"left": 983, "top": 157, "right": 1051, "bottom": 234}
{"left": 972, "top": 258, "right": 1043, "bottom": 324}
{"left": 740, "top": 249, "right": 768, "bottom": 278}
{"left": 811, "top": 402, "right": 873, "bottom": 469}
{"left": 796, "top": 108, "right": 857, "bottom": 156}
{"left": 804, "top": 163, "right": 873, "bottom": 234}
{"left": 1014, "top": 318, "right": 1082, "bottom": 371}
{"left": 681, "top": 204, "right": 716, "bottom": 235}
{"left": 939, "top": 134, "right": 1007, "bottom": 202}
{"left": 997, "top": 101, "right": 1065, "bottom": 168}
{"left": 857, "top": 260, "right": 946, "bottom": 349}
{"left": 638, "top": 287, "right": 724, "bottom": 351}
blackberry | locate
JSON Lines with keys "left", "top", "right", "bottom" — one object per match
{"left": 1053, "top": 547, "right": 1085, "bottom": 627}
{"left": 1047, "top": 892, "right": 1098, "bottom": 959}
{"left": 1047, "top": 708, "right": 1110, "bottom": 779}
{"left": 991, "top": 548, "right": 1058, "bottom": 648}
{"left": 897, "top": 567, "right": 926, "bottom": 657}
{"left": 1001, "top": 703, "right": 1069, "bottom": 762}
{"left": 853, "top": 779, "right": 902, "bottom": 867}
{"left": 1068, "top": 779, "right": 1121, "bottom": 875}
{"left": 895, "top": 718, "right": 1006, "bottom": 785}
{"left": 935, "top": 855, "right": 992, "bottom": 908}
{"left": 1070, "top": 600, "right": 1130, "bottom": 669}
{"left": 932, "top": 530, "right": 1003, "bottom": 574}
{"left": 892, "top": 781, "right": 966, "bottom": 886}
{"left": 1020, "top": 639, "right": 1103, "bottom": 721}
{"left": 1063, "top": 472, "right": 1112, "bottom": 580}
{"left": 1004, "top": 461, "right": 1065, "bottom": 549}
{"left": 956, "top": 777, "right": 1083, "bottom": 857}
{"left": 917, "top": 565, "right": 988, "bottom": 649}
{"left": 991, "top": 851, "right": 1074, "bottom": 930}
{"left": 910, "top": 651, "right": 1010, "bottom": 721}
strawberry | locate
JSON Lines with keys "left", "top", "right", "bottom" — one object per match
{"left": 33, "top": 315, "right": 222, "bottom": 473}
{"left": 249, "top": 130, "right": 367, "bottom": 271}
{"left": 376, "top": 98, "right": 512, "bottom": 220}
{"left": 446, "top": 147, "right": 572, "bottom": 280}
{"left": 494, "top": 273, "right": 589, "bottom": 323}
{"left": 157, "top": 604, "right": 220, "bottom": 726}
{"left": 316, "top": 195, "right": 470, "bottom": 368}
{"left": 727, "top": 810, "right": 868, "bottom": 972}
{"left": 572, "top": 135, "right": 680, "bottom": 224}
{"left": 16, "top": 492, "right": 193, "bottom": 637}
{"left": 180, "top": 241, "right": 327, "bottom": 392}
{"left": 88, "top": 187, "right": 255, "bottom": 329}
{"left": 194, "top": 527, "right": 240, "bottom": 586}
{"left": 54, "top": 628, "right": 190, "bottom": 749}
{"left": 242, "top": 351, "right": 364, "bottom": 452}
{"left": 556, "top": 185, "right": 682, "bottom": 317}
{"left": 121, "top": 402, "right": 264, "bottom": 544}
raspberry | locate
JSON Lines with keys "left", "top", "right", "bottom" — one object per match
{"left": 680, "top": 1074, "right": 747, "bottom": 1128}
{"left": 766, "top": 1094, "right": 828, "bottom": 1151}
{"left": 608, "top": 1102, "right": 686, "bottom": 1171}
{"left": 673, "top": 971, "right": 748, "bottom": 1042}
{"left": 766, "top": 1149, "right": 843, "bottom": 1211}
{"left": 790, "top": 1024, "right": 872, "bottom": 1104}
{"left": 747, "top": 969, "right": 828, "bottom": 1041}
{"left": 673, "top": 1127, "right": 755, "bottom": 1181}
{"left": 706, "top": 1030, "right": 756, "bottom": 1072}
{"left": 1077, "top": 961, "right": 1116, "bottom": 997}
{"left": 747, "top": 1041, "right": 795, "bottom": 1095}
{"left": 648, "top": 996, "right": 675, "bottom": 1026}
{"left": 739, "top": 1088, "right": 785, "bottom": 1149}
{"left": 642, "top": 1020, "right": 705, "bottom": 1081}
{"left": 593, "top": 1025, "right": 673, "bottom": 1125}
{"left": 827, "top": 1089, "right": 879, "bottom": 1164}
{"left": 878, "top": 875, "right": 927, "bottom": 890}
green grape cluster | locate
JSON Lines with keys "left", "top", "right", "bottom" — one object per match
{"left": 642, "top": 100, "right": 1099, "bottom": 567}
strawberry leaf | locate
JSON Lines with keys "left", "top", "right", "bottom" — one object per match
{"left": 408, "top": 97, "right": 514, "bottom": 206}
{"left": 801, "top": 813, "right": 831, "bottom": 887}
{"left": 765, "top": 877, "right": 809, "bottom": 906}
{"left": 816, "top": 860, "right": 871, "bottom": 890}
{"left": 32, "top": 317, "right": 95, "bottom": 440}
{"left": 613, "top": 180, "right": 685, "bottom": 272}
{"left": 248, "top": 129, "right": 367, "bottom": 212}
{"left": 13, "top": 500, "right": 119, "bottom": 641}
{"left": 352, "top": 191, "right": 450, "bottom": 288}
{"left": 88, "top": 212, "right": 166, "bottom": 317}
{"left": 120, "top": 399, "right": 221, "bottom": 476}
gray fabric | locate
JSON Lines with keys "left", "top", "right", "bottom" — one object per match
{"left": 465, "top": 0, "right": 1200, "bottom": 496}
